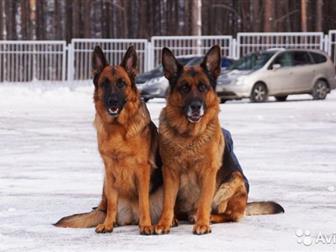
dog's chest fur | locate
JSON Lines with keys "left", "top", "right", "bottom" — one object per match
{"left": 159, "top": 112, "right": 225, "bottom": 216}
{"left": 176, "top": 170, "right": 201, "bottom": 214}
{"left": 95, "top": 115, "right": 151, "bottom": 198}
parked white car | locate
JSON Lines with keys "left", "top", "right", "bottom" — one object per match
{"left": 217, "top": 49, "right": 336, "bottom": 102}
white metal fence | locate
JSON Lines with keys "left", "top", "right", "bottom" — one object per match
{"left": 68, "top": 39, "right": 148, "bottom": 81}
{"left": 237, "top": 32, "right": 325, "bottom": 58}
{"left": 0, "top": 41, "right": 66, "bottom": 82}
{"left": 150, "top": 36, "right": 234, "bottom": 69}
{"left": 0, "top": 32, "right": 335, "bottom": 83}
{"left": 328, "top": 30, "right": 336, "bottom": 63}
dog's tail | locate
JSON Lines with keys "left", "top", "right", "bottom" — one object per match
{"left": 246, "top": 201, "right": 284, "bottom": 216}
{"left": 54, "top": 208, "right": 106, "bottom": 228}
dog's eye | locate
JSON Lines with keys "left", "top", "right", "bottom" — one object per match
{"left": 101, "top": 80, "right": 109, "bottom": 88}
{"left": 179, "top": 84, "right": 190, "bottom": 94}
{"left": 198, "top": 83, "right": 208, "bottom": 93}
{"left": 116, "top": 81, "right": 125, "bottom": 89}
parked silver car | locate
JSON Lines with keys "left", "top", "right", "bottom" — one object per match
{"left": 217, "top": 49, "right": 336, "bottom": 102}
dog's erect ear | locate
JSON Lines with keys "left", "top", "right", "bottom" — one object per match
{"left": 162, "top": 47, "right": 183, "bottom": 89}
{"left": 92, "top": 46, "right": 108, "bottom": 87}
{"left": 121, "top": 46, "right": 137, "bottom": 78}
{"left": 201, "top": 45, "right": 221, "bottom": 88}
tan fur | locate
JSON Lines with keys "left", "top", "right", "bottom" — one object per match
{"left": 210, "top": 172, "right": 248, "bottom": 223}
{"left": 155, "top": 47, "right": 228, "bottom": 235}
{"left": 155, "top": 46, "right": 284, "bottom": 235}
{"left": 55, "top": 46, "right": 284, "bottom": 235}
{"left": 54, "top": 209, "right": 106, "bottom": 228}
{"left": 54, "top": 47, "right": 161, "bottom": 235}
{"left": 246, "top": 201, "right": 284, "bottom": 216}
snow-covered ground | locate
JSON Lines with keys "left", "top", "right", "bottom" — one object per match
{"left": 0, "top": 82, "right": 335, "bottom": 251}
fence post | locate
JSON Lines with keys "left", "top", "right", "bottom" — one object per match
{"left": 67, "top": 43, "right": 74, "bottom": 81}
{"left": 62, "top": 42, "right": 66, "bottom": 81}
{"left": 324, "top": 34, "right": 330, "bottom": 56}
{"left": 231, "top": 38, "right": 237, "bottom": 59}
{"left": 144, "top": 41, "right": 149, "bottom": 72}
{"left": 236, "top": 33, "right": 241, "bottom": 59}
{"left": 147, "top": 41, "right": 153, "bottom": 71}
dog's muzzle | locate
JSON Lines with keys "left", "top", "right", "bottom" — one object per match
{"left": 105, "top": 94, "right": 125, "bottom": 116}
{"left": 186, "top": 100, "right": 204, "bottom": 123}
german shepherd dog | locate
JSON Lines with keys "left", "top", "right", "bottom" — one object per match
{"left": 155, "top": 46, "right": 284, "bottom": 235}
{"left": 54, "top": 46, "right": 164, "bottom": 235}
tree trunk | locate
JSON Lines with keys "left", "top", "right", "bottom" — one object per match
{"left": 0, "top": 0, "right": 4, "bottom": 40}
{"left": 65, "top": 0, "right": 72, "bottom": 42}
{"left": 263, "top": 0, "right": 273, "bottom": 32}
{"left": 54, "top": 0, "right": 61, "bottom": 39}
{"left": 190, "top": 0, "right": 202, "bottom": 36}
{"left": 240, "top": 0, "right": 250, "bottom": 32}
{"left": 301, "top": 0, "right": 308, "bottom": 32}
{"left": 82, "top": 0, "right": 91, "bottom": 38}
{"left": 139, "top": 0, "right": 148, "bottom": 38}
{"left": 72, "top": 0, "right": 80, "bottom": 38}
{"left": 6, "top": 1, "right": 17, "bottom": 40}
{"left": 316, "top": 0, "right": 323, "bottom": 31}
{"left": 252, "top": 0, "right": 261, "bottom": 32}
{"left": 36, "top": 0, "right": 45, "bottom": 39}
{"left": 120, "top": 0, "right": 128, "bottom": 37}
{"left": 28, "top": 0, "right": 37, "bottom": 40}
{"left": 177, "top": 0, "right": 185, "bottom": 35}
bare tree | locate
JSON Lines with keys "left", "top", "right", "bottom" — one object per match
{"left": 0, "top": 0, "right": 5, "bottom": 40}
{"left": 252, "top": 0, "right": 262, "bottom": 32}
{"left": 301, "top": 0, "right": 308, "bottom": 32}
{"left": 36, "top": 0, "right": 45, "bottom": 40}
{"left": 263, "top": 0, "right": 274, "bottom": 32}
{"left": 118, "top": 0, "right": 128, "bottom": 37}
{"left": 191, "top": 0, "right": 202, "bottom": 36}
{"left": 65, "top": 0, "right": 72, "bottom": 42}
{"left": 72, "top": 0, "right": 81, "bottom": 38}
{"left": 1, "top": 0, "right": 336, "bottom": 41}
{"left": 29, "top": 0, "right": 37, "bottom": 40}
{"left": 54, "top": 0, "right": 61, "bottom": 39}
{"left": 316, "top": 0, "right": 323, "bottom": 31}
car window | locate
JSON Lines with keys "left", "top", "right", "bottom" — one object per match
{"left": 309, "top": 52, "right": 327, "bottom": 64}
{"left": 178, "top": 57, "right": 194, "bottom": 65}
{"left": 229, "top": 51, "right": 276, "bottom": 71}
{"left": 272, "top": 52, "right": 293, "bottom": 67}
{"left": 221, "top": 58, "right": 233, "bottom": 68}
{"left": 185, "top": 57, "right": 233, "bottom": 68}
{"left": 292, "top": 51, "right": 312, "bottom": 66}
{"left": 186, "top": 57, "right": 203, "bottom": 66}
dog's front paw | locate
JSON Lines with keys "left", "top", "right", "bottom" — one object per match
{"left": 154, "top": 223, "right": 171, "bottom": 235}
{"left": 192, "top": 223, "right": 212, "bottom": 235}
{"left": 139, "top": 225, "right": 154, "bottom": 235}
{"left": 95, "top": 223, "right": 114, "bottom": 233}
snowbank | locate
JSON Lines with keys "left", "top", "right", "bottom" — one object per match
{"left": 0, "top": 82, "right": 335, "bottom": 251}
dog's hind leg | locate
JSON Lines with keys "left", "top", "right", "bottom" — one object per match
{"left": 211, "top": 192, "right": 247, "bottom": 223}
{"left": 211, "top": 171, "right": 248, "bottom": 223}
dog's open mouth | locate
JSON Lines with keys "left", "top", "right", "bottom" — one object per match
{"left": 107, "top": 106, "right": 120, "bottom": 116}
{"left": 187, "top": 114, "right": 202, "bottom": 123}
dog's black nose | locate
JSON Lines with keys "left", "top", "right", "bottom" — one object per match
{"left": 190, "top": 100, "right": 203, "bottom": 112}
{"left": 107, "top": 95, "right": 119, "bottom": 106}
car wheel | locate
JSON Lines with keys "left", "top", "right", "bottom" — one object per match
{"left": 275, "top": 95, "right": 288, "bottom": 102}
{"left": 250, "top": 83, "right": 268, "bottom": 103}
{"left": 220, "top": 98, "right": 227, "bottom": 104}
{"left": 312, "top": 80, "right": 329, "bottom": 100}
